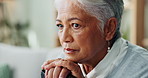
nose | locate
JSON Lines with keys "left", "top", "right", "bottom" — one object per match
{"left": 60, "top": 29, "right": 73, "bottom": 43}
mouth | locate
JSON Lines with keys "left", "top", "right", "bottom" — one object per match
{"left": 64, "top": 48, "right": 79, "bottom": 54}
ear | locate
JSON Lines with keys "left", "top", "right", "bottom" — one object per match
{"left": 104, "top": 17, "right": 117, "bottom": 41}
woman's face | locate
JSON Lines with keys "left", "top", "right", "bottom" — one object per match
{"left": 56, "top": 0, "right": 108, "bottom": 64}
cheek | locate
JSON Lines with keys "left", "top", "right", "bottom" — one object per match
{"left": 58, "top": 32, "right": 63, "bottom": 45}
{"left": 75, "top": 28, "right": 105, "bottom": 51}
{"left": 74, "top": 31, "right": 94, "bottom": 50}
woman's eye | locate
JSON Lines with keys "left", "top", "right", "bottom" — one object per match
{"left": 57, "top": 24, "right": 63, "bottom": 27}
{"left": 56, "top": 24, "right": 64, "bottom": 30}
{"left": 72, "top": 23, "right": 81, "bottom": 29}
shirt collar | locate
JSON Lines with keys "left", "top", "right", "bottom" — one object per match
{"left": 80, "top": 38, "right": 128, "bottom": 78}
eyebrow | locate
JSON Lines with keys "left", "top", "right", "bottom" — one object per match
{"left": 56, "top": 17, "right": 83, "bottom": 22}
{"left": 68, "top": 17, "right": 83, "bottom": 22}
{"left": 56, "top": 19, "right": 62, "bottom": 22}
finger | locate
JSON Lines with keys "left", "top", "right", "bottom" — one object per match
{"left": 44, "top": 60, "right": 82, "bottom": 77}
{"left": 53, "top": 66, "right": 62, "bottom": 78}
{"left": 59, "top": 67, "right": 70, "bottom": 78}
{"left": 44, "top": 59, "right": 62, "bottom": 70}
{"left": 42, "top": 58, "right": 62, "bottom": 69}
{"left": 45, "top": 74, "right": 48, "bottom": 78}
{"left": 45, "top": 70, "right": 48, "bottom": 76}
{"left": 59, "top": 60, "right": 81, "bottom": 77}
{"left": 45, "top": 70, "right": 49, "bottom": 78}
{"left": 41, "top": 60, "right": 55, "bottom": 69}
{"left": 48, "top": 68, "right": 54, "bottom": 78}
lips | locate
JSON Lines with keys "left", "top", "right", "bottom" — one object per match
{"left": 64, "top": 48, "right": 79, "bottom": 54}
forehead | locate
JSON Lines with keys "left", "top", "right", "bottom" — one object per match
{"left": 55, "top": 0, "right": 83, "bottom": 14}
{"left": 55, "top": 0, "right": 95, "bottom": 21}
{"left": 55, "top": 0, "right": 78, "bottom": 11}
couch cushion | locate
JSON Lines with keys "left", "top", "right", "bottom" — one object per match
{"left": 0, "top": 43, "right": 48, "bottom": 78}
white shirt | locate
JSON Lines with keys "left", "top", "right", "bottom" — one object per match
{"left": 80, "top": 38, "right": 128, "bottom": 78}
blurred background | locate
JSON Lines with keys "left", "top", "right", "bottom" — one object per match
{"left": 0, "top": 0, "right": 148, "bottom": 78}
{"left": 0, "top": 0, "right": 148, "bottom": 49}
{"left": 0, "top": 0, "right": 57, "bottom": 50}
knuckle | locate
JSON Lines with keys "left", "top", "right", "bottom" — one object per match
{"left": 54, "top": 60, "right": 61, "bottom": 66}
{"left": 65, "top": 60, "right": 73, "bottom": 66}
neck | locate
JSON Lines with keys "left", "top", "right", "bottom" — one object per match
{"left": 82, "top": 47, "right": 108, "bottom": 74}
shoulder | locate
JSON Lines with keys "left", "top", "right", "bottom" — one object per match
{"left": 107, "top": 41, "right": 148, "bottom": 78}
{"left": 127, "top": 42, "right": 148, "bottom": 61}
{"left": 123, "top": 41, "right": 148, "bottom": 68}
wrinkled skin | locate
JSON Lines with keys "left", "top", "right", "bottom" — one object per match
{"left": 42, "top": 0, "right": 117, "bottom": 78}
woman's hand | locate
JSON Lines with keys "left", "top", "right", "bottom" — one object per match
{"left": 45, "top": 66, "right": 70, "bottom": 78}
{"left": 42, "top": 59, "right": 84, "bottom": 78}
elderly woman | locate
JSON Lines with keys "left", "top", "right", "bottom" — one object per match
{"left": 42, "top": 0, "right": 148, "bottom": 78}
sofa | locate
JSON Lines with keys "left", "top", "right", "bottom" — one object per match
{"left": 0, "top": 43, "right": 62, "bottom": 78}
